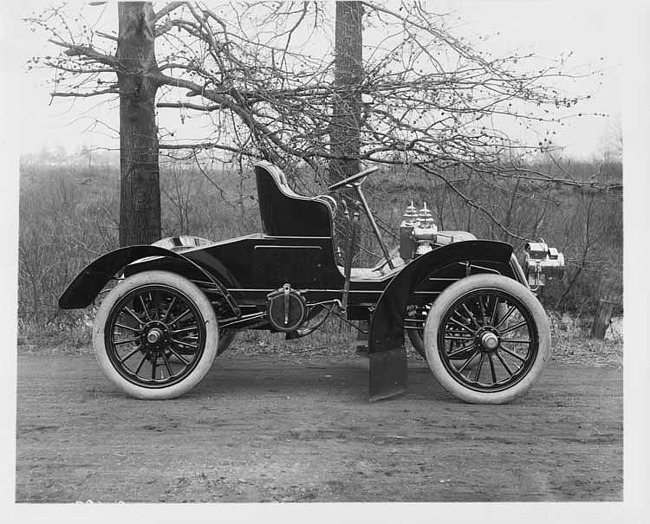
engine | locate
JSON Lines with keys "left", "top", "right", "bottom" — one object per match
{"left": 398, "top": 202, "right": 565, "bottom": 290}
{"left": 399, "top": 202, "right": 476, "bottom": 261}
{"left": 399, "top": 202, "right": 438, "bottom": 261}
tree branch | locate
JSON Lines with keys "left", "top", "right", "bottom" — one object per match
{"left": 95, "top": 30, "right": 118, "bottom": 42}
{"left": 50, "top": 88, "right": 118, "bottom": 98}
{"left": 48, "top": 39, "right": 119, "bottom": 69}
{"left": 154, "top": 1, "right": 188, "bottom": 22}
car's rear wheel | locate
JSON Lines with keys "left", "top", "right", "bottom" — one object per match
{"left": 406, "top": 322, "right": 427, "bottom": 358}
{"left": 93, "top": 270, "right": 219, "bottom": 400}
{"left": 152, "top": 237, "right": 236, "bottom": 357}
{"left": 423, "top": 274, "right": 550, "bottom": 404}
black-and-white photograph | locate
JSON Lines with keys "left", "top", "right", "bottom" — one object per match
{"left": 2, "top": 0, "right": 647, "bottom": 521}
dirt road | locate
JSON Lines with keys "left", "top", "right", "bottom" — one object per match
{"left": 15, "top": 350, "right": 622, "bottom": 503}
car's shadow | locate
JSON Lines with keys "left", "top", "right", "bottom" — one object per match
{"left": 182, "top": 355, "right": 454, "bottom": 403}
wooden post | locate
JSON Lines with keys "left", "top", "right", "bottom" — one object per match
{"left": 590, "top": 299, "right": 617, "bottom": 339}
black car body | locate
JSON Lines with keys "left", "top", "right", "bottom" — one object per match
{"left": 60, "top": 161, "right": 563, "bottom": 403}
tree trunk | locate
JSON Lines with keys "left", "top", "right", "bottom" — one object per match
{"left": 117, "top": 2, "right": 161, "bottom": 246}
{"left": 329, "top": 1, "right": 364, "bottom": 185}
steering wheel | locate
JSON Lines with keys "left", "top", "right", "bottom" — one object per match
{"left": 328, "top": 166, "right": 380, "bottom": 191}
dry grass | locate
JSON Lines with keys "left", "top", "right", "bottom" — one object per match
{"left": 17, "top": 157, "right": 622, "bottom": 370}
{"left": 549, "top": 312, "right": 623, "bottom": 367}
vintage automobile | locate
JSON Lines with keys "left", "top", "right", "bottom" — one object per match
{"left": 59, "top": 161, "right": 564, "bottom": 404}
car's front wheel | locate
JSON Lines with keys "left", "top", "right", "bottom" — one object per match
{"left": 423, "top": 274, "right": 550, "bottom": 404}
{"left": 93, "top": 270, "right": 219, "bottom": 399}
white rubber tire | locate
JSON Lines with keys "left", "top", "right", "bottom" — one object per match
{"left": 93, "top": 270, "right": 219, "bottom": 400}
{"left": 423, "top": 274, "right": 551, "bottom": 404}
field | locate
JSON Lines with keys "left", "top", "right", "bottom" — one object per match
{"left": 18, "top": 154, "right": 622, "bottom": 329}
{"left": 13, "top": 154, "right": 626, "bottom": 507}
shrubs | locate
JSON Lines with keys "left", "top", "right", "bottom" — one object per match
{"left": 17, "top": 156, "right": 622, "bottom": 336}
{"left": 19, "top": 163, "right": 119, "bottom": 326}
{"left": 362, "top": 163, "right": 622, "bottom": 315}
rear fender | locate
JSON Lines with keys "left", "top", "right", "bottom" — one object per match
{"left": 367, "top": 240, "right": 514, "bottom": 401}
{"left": 58, "top": 245, "right": 239, "bottom": 316}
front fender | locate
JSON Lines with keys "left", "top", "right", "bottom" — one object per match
{"left": 58, "top": 245, "right": 238, "bottom": 314}
{"left": 369, "top": 240, "right": 514, "bottom": 353}
{"left": 367, "top": 240, "right": 514, "bottom": 401}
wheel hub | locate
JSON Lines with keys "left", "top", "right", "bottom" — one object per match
{"left": 479, "top": 331, "right": 500, "bottom": 351}
{"left": 146, "top": 328, "right": 163, "bottom": 344}
{"left": 141, "top": 321, "right": 170, "bottom": 350}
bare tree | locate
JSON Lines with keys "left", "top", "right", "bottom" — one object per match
{"left": 598, "top": 118, "right": 623, "bottom": 176}
{"left": 26, "top": 1, "right": 607, "bottom": 239}
{"left": 116, "top": 2, "right": 161, "bottom": 246}
{"left": 329, "top": 1, "right": 364, "bottom": 185}
{"left": 27, "top": 2, "right": 165, "bottom": 245}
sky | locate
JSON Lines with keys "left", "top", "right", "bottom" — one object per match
{"left": 436, "top": 0, "right": 624, "bottom": 158}
{"left": 1, "top": 0, "right": 628, "bottom": 160}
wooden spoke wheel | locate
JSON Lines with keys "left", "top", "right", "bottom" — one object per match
{"left": 423, "top": 274, "right": 551, "bottom": 404}
{"left": 93, "top": 271, "right": 219, "bottom": 400}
